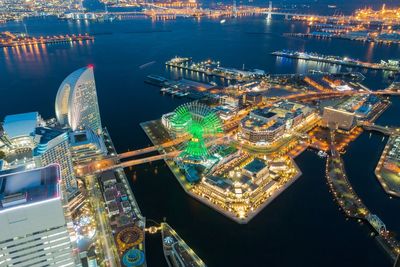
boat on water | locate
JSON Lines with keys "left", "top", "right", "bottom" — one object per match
{"left": 220, "top": 19, "right": 226, "bottom": 24}
{"left": 318, "top": 150, "right": 328, "bottom": 158}
{"left": 328, "top": 5, "right": 337, "bottom": 8}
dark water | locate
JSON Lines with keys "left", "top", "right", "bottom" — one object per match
{"left": 1, "top": 16, "right": 399, "bottom": 267}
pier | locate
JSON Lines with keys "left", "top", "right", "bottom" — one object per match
{"left": 283, "top": 32, "right": 400, "bottom": 45}
{"left": 165, "top": 57, "right": 265, "bottom": 81}
{"left": 0, "top": 32, "right": 94, "bottom": 48}
{"left": 326, "top": 130, "right": 400, "bottom": 261}
{"left": 271, "top": 51, "right": 400, "bottom": 72}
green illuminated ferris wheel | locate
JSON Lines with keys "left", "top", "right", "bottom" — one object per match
{"left": 171, "top": 102, "right": 223, "bottom": 158}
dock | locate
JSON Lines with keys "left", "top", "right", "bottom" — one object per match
{"left": 0, "top": 31, "right": 94, "bottom": 48}
{"left": 166, "top": 57, "right": 266, "bottom": 81}
{"left": 271, "top": 50, "right": 400, "bottom": 72}
{"left": 145, "top": 74, "right": 218, "bottom": 99}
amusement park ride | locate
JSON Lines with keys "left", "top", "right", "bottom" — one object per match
{"left": 169, "top": 102, "right": 223, "bottom": 159}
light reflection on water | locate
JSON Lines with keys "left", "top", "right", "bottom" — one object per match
{"left": 0, "top": 16, "right": 398, "bottom": 267}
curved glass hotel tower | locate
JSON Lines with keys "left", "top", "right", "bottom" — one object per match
{"left": 55, "top": 66, "right": 102, "bottom": 134}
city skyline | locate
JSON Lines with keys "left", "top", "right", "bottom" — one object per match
{"left": 0, "top": 1, "right": 399, "bottom": 267}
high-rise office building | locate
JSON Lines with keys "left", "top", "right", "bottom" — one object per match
{"left": 34, "top": 127, "right": 78, "bottom": 197}
{"left": 0, "top": 113, "right": 78, "bottom": 197}
{"left": 69, "top": 128, "right": 107, "bottom": 164}
{"left": 55, "top": 66, "right": 102, "bottom": 134}
{"left": 0, "top": 164, "right": 77, "bottom": 267}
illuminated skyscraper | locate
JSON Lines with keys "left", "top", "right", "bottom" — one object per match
{"left": 0, "top": 165, "right": 77, "bottom": 266}
{"left": 0, "top": 113, "right": 78, "bottom": 198}
{"left": 55, "top": 66, "right": 102, "bottom": 134}
{"left": 34, "top": 127, "right": 78, "bottom": 197}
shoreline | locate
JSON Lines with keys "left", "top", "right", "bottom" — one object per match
{"left": 141, "top": 120, "right": 304, "bottom": 224}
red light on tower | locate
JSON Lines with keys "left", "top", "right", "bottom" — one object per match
{"left": 88, "top": 64, "right": 94, "bottom": 69}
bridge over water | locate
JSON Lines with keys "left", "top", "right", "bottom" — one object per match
{"left": 361, "top": 122, "right": 400, "bottom": 136}
{"left": 75, "top": 134, "right": 227, "bottom": 176}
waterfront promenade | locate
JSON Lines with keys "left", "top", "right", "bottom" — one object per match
{"left": 102, "top": 128, "right": 148, "bottom": 267}
{"left": 326, "top": 130, "right": 400, "bottom": 262}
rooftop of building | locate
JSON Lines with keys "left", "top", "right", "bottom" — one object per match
{"left": 70, "top": 128, "right": 100, "bottom": 147}
{"left": 243, "top": 158, "right": 267, "bottom": 174}
{"left": 34, "top": 127, "right": 68, "bottom": 156}
{"left": 205, "top": 176, "right": 232, "bottom": 190}
{"left": 100, "top": 170, "right": 117, "bottom": 185}
{"left": 241, "top": 116, "right": 284, "bottom": 132}
{"left": 35, "top": 127, "right": 66, "bottom": 145}
{"left": 107, "top": 201, "right": 119, "bottom": 212}
{"left": 3, "top": 112, "right": 39, "bottom": 139}
{"left": 0, "top": 164, "right": 60, "bottom": 211}
{"left": 251, "top": 108, "right": 277, "bottom": 119}
{"left": 336, "top": 94, "right": 381, "bottom": 115}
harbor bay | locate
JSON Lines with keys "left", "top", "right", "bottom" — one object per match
{"left": 0, "top": 15, "right": 399, "bottom": 267}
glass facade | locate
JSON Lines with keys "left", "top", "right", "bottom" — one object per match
{"left": 55, "top": 66, "right": 102, "bottom": 134}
